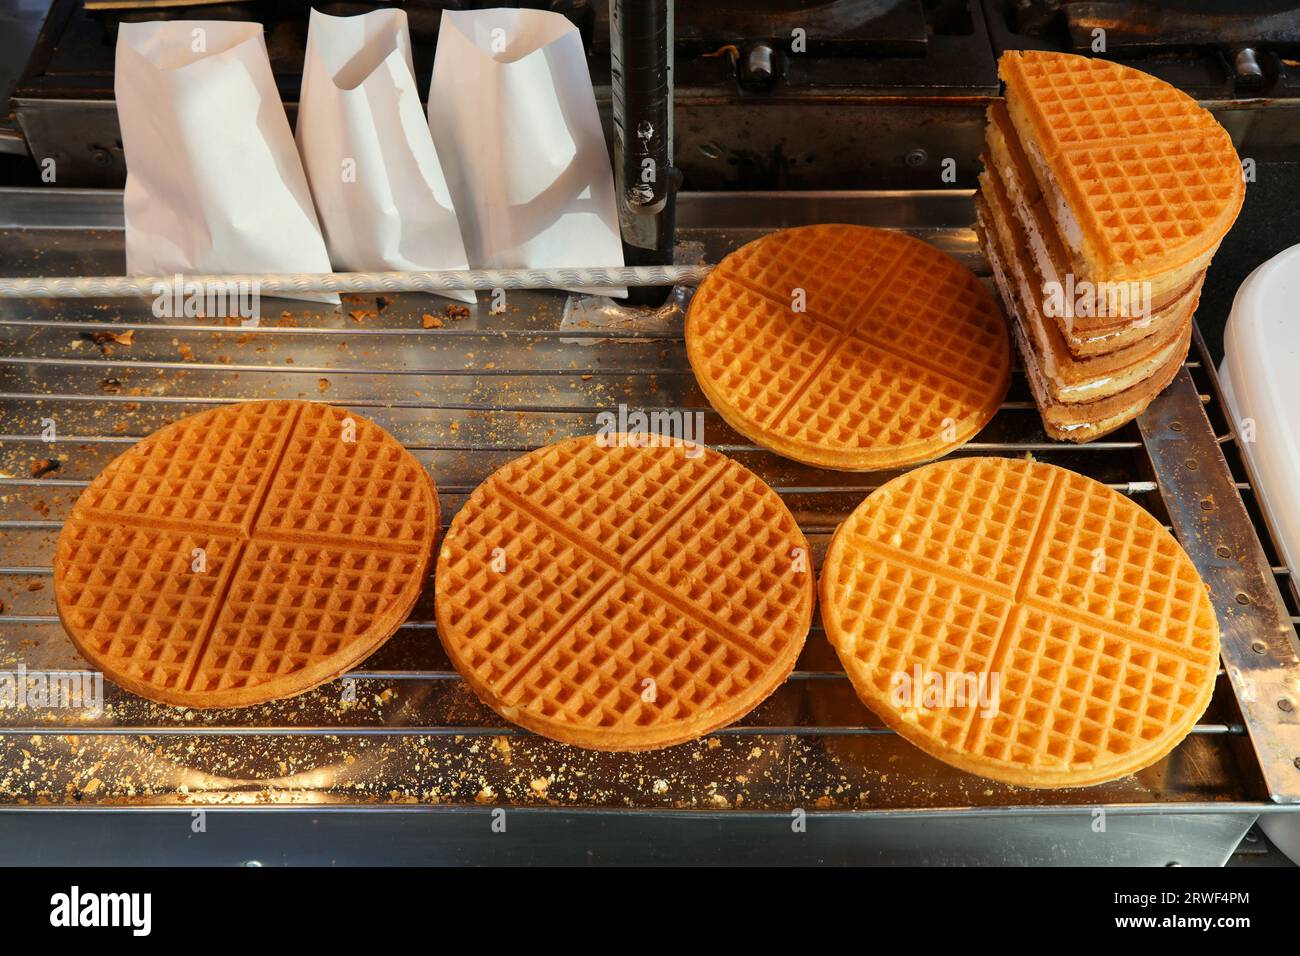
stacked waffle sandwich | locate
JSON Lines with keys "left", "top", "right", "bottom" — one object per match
{"left": 975, "top": 51, "right": 1244, "bottom": 441}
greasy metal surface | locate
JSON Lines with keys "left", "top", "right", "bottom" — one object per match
{"left": 1138, "top": 363, "right": 1300, "bottom": 804}
{"left": 0, "top": 189, "right": 1279, "bottom": 821}
{"left": 0, "top": 0, "right": 50, "bottom": 151}
{"left": 0, "top": 807, "right": 1258, "bottom": 867}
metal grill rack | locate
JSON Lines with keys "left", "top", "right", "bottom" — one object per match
{"left": 0, "top": 187, "right": 1297, "bottom": 866}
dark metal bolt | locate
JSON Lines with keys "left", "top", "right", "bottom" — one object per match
{"left": 1232, "top": 48, "right": 1265, "bottom": 91}
{"left": 741, "top": 42, "right": 776, "bottom": 89}
{"left": 1280, "top": 698, "right": 1294, "bottom": 713}
{"left": 1216, "top": 546, "right": 1232, "bottom": 558}
{"left": 1170, "top": 421, "right": 1183, "bottom": 431}
{"left": 626, "top": 183, "right": 656, "bottom": 206}
{"left": 905, "top": 148, "right": 928, "bottom": 168}
{"left": 1252, "top": 640, "right": 1268, "bottom": 654}
{"left": 1236, "top": 592, "right": 1251, "bottom": 606}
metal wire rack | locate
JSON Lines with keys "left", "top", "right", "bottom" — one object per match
{"left": 0, "top": 187, "right": 1296, "bottom": 864}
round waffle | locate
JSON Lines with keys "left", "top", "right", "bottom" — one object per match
{"left": 820, "top": 457, "right": 1220, "bottom": 788}
{"left": 999, "top": 50, "right": 1244, "bottom": 285}
{"left": 435, "top": 434, "right": 814, "bottom": 750}
{"left": 54, "top": 401, "right": 439, "bottom": 709}
{"left": 685, "top": 225, "right": 1011, "bottom": 471}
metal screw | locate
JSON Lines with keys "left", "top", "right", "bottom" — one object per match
{"left": 1216, "top": 546, "right": 1232, "bottom": 558}
{"left": 1252, "top": 640, "right": 1268, "bottom": 654}
{"left": 91, "top": 148, "right": 113, "bottom": 169}
{"left": 1280, "top": 698, "right": 1294, "bottom": 713}
{"left": 1294, "top": 756, "right": 1300, "bottom": 770}
{"left": 243, "top": 859, "right": 264, "bottom": 867}
{"left": 1236, "top": 592, "right": 1251, "bottom": 606}
{"left": 1170, "top": 421, "right": 1184, "bottom": 432}
{"left": 905, "top": 148, "right": 928, "bottom": 168}
{"left": 1232, "top": 47, "right": 1265, "bottom": 91}
{"left": 1200, "top": 498, "right": 1215, "bottom": 511}
{"left": 626, "top": 183, "right": 656, "bottom": 206}
{"left": 1185, "top": 458, "right": 1199, "bottom": 471}
{"left": 741, "top": 42, "right": 776, "bottom": 89}
{"left": 698, "top": 142, "right": 723, "bottom": 160}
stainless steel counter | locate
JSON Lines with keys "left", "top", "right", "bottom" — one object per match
{"left": 0, "top": 188, "right": 1296, "bottom": 865}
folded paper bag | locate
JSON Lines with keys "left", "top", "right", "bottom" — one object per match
{"left": 297, "top": 8, "right": 473, "bottom": 304}
{"left": 427, "top": 8, "right": 625, "bottom": 296}
{"left": 116, "top": 20, "right": 338, "bottom": 304}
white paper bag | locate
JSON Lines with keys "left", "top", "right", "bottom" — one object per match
{"left": 116, "top": 20, "right": 338, "bottom": 304}
{"left": 427, "top": 8, "right": 625, "bottom": 296}
{"left": 297, "top": 8, "right": 473, "bottom": 303}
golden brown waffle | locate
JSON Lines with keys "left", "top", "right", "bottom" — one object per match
{"left": 1002, "top": 272, "right": 1191, "bottom": 443}
{"left": 977, "top": 169, "right": 1197, "bottom": 402}
{"left": 820, "top": 457, "right": 1220, "bottom": 788}
{"left": 435, "top": 435, "right": 813, "bottom": 750}
{"left": 685, "top": 225, "right": 1011, "bottom": 471}
{"left": 55, "top": 401, "right": 438, "bottom": 708}
{"left": 1000, "top": 51, "right": 1243, "bottom": 284}
{"left": 983, "top": 100, "right": 1205, "bottom": 335}
{"left": 977, "top": 176, "right": 1197, "bottom": 442}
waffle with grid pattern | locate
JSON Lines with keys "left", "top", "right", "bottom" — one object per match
{"left": 978, "top": 163, "right": 1197, "bottom": 400}
{"left": 980, "top": 204, "right": 1192, "bottom": 442}
{"left": 982, "top": 99, "right": 1204, "bottom": 346}
{"left": 999, "top": 50, "right": 1243, "bottom": 292}
{"left": 54, "top": 400, "right": 438, "bottom": 708}
{"left": 978, "top": 52, "right": 1242, "bottom": 443}
{"left": 976, "top": 155, "right": 1199, "bottom": 442}
{"left": 434, "top": 434, "right": 814, "bottom": 750}
{"left": 819, "top": 457, "right": 1220, "bottom": 788}
{"left": 685, "top": 224, "right": 1011, "bottom": 471}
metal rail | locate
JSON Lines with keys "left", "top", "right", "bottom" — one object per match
{"left": 0, "top": 265, "right": 710, "bottom": 298}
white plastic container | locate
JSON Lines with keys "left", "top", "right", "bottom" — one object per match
{"left": 1218, "top": 242, "right": 1300, "bottom": 862}
{"left": 1219, "top": 243, "right": 1300, "bottom": 577}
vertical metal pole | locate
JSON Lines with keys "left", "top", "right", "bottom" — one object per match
{"left": 611, "top": 0, "right": 676, "bottom": 280}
